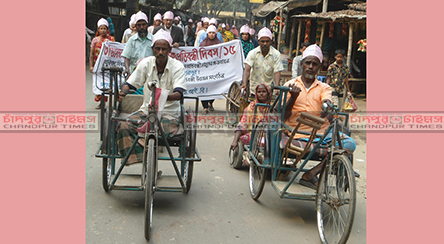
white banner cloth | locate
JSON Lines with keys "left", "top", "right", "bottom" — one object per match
{"left": 169, "top": 40, "right": 244, "bottom": 101}
{"left": 92, "top": 41, "right": 126, "bottom": 95}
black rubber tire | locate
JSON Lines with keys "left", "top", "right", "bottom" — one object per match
{"left": 316, "top": 154, "right": 356, "bottom": 244}
{"left": 183, "top": 109, "right": 196, "bottom": 193}
{"left": 102, "top": 158, "right": 112, "bottom": 192}
{"left": 249, "top": 122, "right": 269, "bottom": 200}
{"left": 144, "top": 139, "right": 156, "bottom": 241}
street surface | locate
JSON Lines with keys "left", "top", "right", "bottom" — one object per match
{"left": 85, "top": 66, "right": 367, "bottom": 244}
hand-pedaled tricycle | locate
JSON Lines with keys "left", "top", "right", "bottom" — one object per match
{"left": 229, "top": 84, "right": 357, "bottom": 244}
{"left": 95, "top": 67, "right": 201, "bottom": 241}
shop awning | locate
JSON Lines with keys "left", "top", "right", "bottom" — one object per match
{"left": 291, "top": 9, "right": 366, "bottom": 22}
{"left": 252, "top": 0, "right": 322, "bottom": 17}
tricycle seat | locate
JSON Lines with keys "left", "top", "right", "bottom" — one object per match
{"left": 280, "top": 134, "right": 327, "bottom": 161}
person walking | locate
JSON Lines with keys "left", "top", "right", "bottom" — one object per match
{"left": 89, "top": 18, "right": 115, "bottom": 109}
{"left": 198, "top": 25, "right": 221, "bottom": 114}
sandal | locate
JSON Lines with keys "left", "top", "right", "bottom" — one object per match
{"left": 209, "top": 104, "right": 214, "bottom": 111}
{"left": 202, "top": 108, "right": 209, "bottom": 114}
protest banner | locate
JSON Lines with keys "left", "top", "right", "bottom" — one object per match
{"left": 92, "top": 41, "right": 126, "bottom": 95}
{"left": 169, "top": 40, "right": 244, "bottom": 100}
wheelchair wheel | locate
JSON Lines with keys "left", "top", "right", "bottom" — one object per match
{"left": 249, "top": 121, "right": 269, "bottom": 200}
{"left": 229, "top": 141, "right": 244, "bottom": 169}
{"left": 183, "top": 109, "right": 196, "bottom": 193}
{"left": 102, "top": 158, "right": 112, "bottom": 192}
{"left": 100, "top": 101, "right": 110, "bottom": 152}
{"left": 316, "top": 154, "right": 356, "bottom": 244}
{"left": 144, "top": 139, "right": 157, "bottom": 241}
{"left": 226, "top": 82, "right": 241, "bottom": 116}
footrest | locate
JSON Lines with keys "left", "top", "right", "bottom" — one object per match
{"left": 271, "top": 180, "right": 316, "bottom": 200}
{"left": 114, "top": 174, "right": 143, "bottom": 190}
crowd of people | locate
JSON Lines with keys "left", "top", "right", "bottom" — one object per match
{"left": 89, "top": 11, "right": 262, "bottom": 110}
{"left": 89, "top": 11, "right": 357, "bottom": 190}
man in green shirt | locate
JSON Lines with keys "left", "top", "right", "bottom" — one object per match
{"left": 122, "top": 11, "right": 154, "bottom": 78}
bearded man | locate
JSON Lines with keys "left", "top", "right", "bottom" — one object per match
{"left": 122, "top": 11, "right": 154, "bottom": 78}
{"left": 117, "top": 29, "right": 187, "bottom": 165}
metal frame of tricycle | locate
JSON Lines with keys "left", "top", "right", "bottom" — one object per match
{"left": 246, "top": 85, "right": 352, "bottom": 200}
{"left": 94, "top": 67, "right": 202, "bottom": 193}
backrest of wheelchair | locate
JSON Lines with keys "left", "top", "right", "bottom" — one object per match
{"left": 119, "top": 94, "right": 144, "bottom": 118}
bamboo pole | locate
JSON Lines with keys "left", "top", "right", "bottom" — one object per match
{"left": 322, "top": 0, "right": 328, "bottom": 12}
{"left": 319, "top": 22, "right": 326, "bottom": 49}
{"left": 289, "top": 18, "right": 297, "bottom": 59}
{"left": 277, "top": 8, "right": 284, "bottom": 52}
{"left": 296, "top": 19, "right": 302, "bottom": 57}
{"left": 347, "top": 22, "right": 353, "bottom": 69}
{"left": 345, "top": 22, "right": 354, "bottom": 95}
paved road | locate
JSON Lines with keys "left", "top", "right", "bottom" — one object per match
{"left": 85, "top": 66, "right": 367, "bottom": 243}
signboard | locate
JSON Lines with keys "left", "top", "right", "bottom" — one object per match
{"left": 169, "top": 40, "right": 245, "bottom": 100}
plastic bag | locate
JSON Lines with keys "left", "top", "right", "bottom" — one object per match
{"left": 343, "top": 95, "right": 358, "bottom": 112}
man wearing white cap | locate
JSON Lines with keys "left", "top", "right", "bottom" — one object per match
{"left": 173, "top": 16, "right": 185, "bottom": 35}
{"left": 249, "top": 27, "right": 259, "bottom": 48}
{"left": 197, "top": 18, "right": 223, "bottom": 46}
{"left": 184, "top": 19, "right": 195, "bottom": 46}
{"left": 148, "top": 13, "right": 162, "bottom": 34}
{"left": 122, "top": 14, "right": 136, "bottom": 41}
{"left": 122, "top": 11, "right": 154, "bottom": 78}
{"left": 241, "top": 27, "right": 283, "bottom": 96}
{"left": 117, "top": 30, "right": 187, "bottom": 165}
{"left": 282, "top": 44, "right": 355, "bottom": 189}
{"left": 153, "top": 11, "right": 184, "bottom": 47}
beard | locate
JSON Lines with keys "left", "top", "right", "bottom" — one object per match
{"left": 138, "top": 29, "right": 148, "bottom": 38}
{"left": 304, "top": 73, "right": 315, "bottom": 79}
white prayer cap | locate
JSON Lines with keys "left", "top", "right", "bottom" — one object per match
{"left": 203, "top": 17, "right": 210, "bottom": 23}
{"left": 129, "top": 14, "right": 136, "bottom": 26}
{"left": 249, "top": 27, "right": 255, "bottom": 36}
{"left": 240, "top": 25, "right": 249, "bottom": 34}
{"left": 188, "top": 18, "right": 193, "bottom": 23}
{"left": 163, "top": 11, "right": 174, "bottom": 20}
{"left": 209, "top": 18, "right": 217, "bottom": 25}
{"left": 302, "top": 44, "right": 323, "bottom": 63}
{"left": 97, "top": 18, "right": 108, "bottom": 28}
{"left": 221, "top": 23, "right": 226, "bottom": 28}
{"left": 151, "top": 29, "right": 173, "bottom": 47}
{"left": 207, "top": 25, "right": 217, "bottom": 33}
{"left": 135, "top": 11, "right": 148, "bottom": 23}
{"left": 153, "top": 13, "right": 162, "bottom": 21}
{"left": 257, "top": 27, "right": 273, "bottom": 41}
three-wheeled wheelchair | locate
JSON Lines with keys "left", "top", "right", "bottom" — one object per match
{"left": 229, "top": 84, "right": 357, "bottom": 244}
{"left": 95, "top": 67, "right": 201, "bottom": 241}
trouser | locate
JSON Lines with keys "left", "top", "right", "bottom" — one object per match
{"left": 332, "top": 91, "right": 345, "bottom": 112}
{"left": 201, "top": 100, "right": 214, "bottom": 109}
{"left": 116, "top": 111, "right": 181, "bottom": 165}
